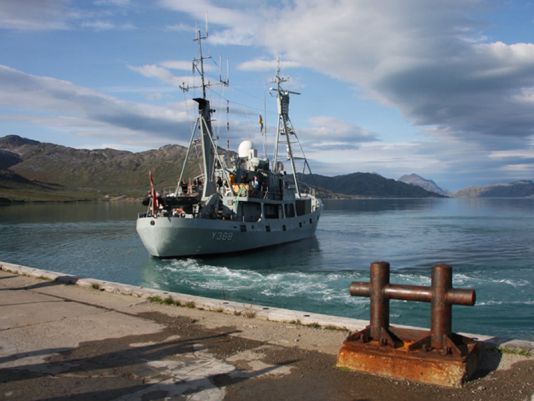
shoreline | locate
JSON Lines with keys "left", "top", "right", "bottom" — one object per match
{"left": 1, "top": 260, "right": 532, "bottom": 351}
{"left": 1, "top": 260, "right": 533, "bottom": 400}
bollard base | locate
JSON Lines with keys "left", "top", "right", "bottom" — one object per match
{"left": 337, "top": 327, "right": 479, "bottom": 388}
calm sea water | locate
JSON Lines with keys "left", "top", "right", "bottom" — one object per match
{"left": 0, "top": 198, "right": 532, "bottom": 340}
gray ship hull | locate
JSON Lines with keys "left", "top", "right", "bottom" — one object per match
{"left": 136, "top": 211, "right": 321, "bottom": 258}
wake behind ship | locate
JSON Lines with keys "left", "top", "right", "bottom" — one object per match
{"left": 136, "top": 30, "right": 322, "bottom": 258}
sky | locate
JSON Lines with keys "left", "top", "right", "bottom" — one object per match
{"left": 1, "top": 0, "right": 534, "bottom": 190}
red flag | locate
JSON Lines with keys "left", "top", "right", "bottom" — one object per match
{"left": 149, "top": 171, "right": 158, "bottom": 215}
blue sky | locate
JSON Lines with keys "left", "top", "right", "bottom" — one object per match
{"left": 1, "top": 0, "right": 533, "bottom": 190}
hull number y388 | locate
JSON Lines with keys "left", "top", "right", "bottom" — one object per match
{"left": 212, "top": 231, "right": 233, "bottom": 241}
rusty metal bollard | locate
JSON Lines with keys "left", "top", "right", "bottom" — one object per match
{"left": 337, "top": 261, "right": 480, "bottom": 387}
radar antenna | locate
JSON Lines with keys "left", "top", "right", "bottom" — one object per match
{"left": 270, "top": 60, "right": 310, "bottom": 198}
{"left": 179, "top": 28, "right": 229, "bottom": 99}
{"left": 176, "top": 27, "right": 230, "bottom": 200}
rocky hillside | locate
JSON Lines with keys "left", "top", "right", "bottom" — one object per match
{"left": 0, "top": 135, "right": 201, "bottom": 201}
{"left": 398, "top": 173, "right": 449, "bottom": 196}
{"left": 299, "top": 172, "right": 443, "bottom": 198}
{"left": 454, "top": 180, "right": 534, "bottom": 198}
{"left": 0, "top": 135, "right": 449, "bottom": 202}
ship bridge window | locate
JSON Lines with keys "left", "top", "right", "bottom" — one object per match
{"left": 284, "top": 203, "right": 295, "bottom": 218}
{"left": 296, "top": 199, "right": 311, "bottom": 216}
{"left": 264, "top": 203, "right": 281, "bottom": 219}
{"left": 239, "top": 202, "right": 261, "bottom": 222}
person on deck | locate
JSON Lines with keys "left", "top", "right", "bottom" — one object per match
{"left": 252, "top": 176, "right": 260, "bottom": 191}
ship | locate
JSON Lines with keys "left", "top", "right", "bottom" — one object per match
{"left": 136, "top": 30, "right": 322, "bottom": 258}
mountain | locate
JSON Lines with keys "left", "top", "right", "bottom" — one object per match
{"left": 455, "top": 180, "right": 534, "bottom": 198}
{"left": 0, "top": 135, "right": 200, "bottom": 201}
{"left": 298, "top": 172, "right": 443, "bottom": 198}
{"left": 398, "top": 173, "right": 448, "bottom": 196}
{"left": 0, "top": 134, "right": 449, "bottom": 202}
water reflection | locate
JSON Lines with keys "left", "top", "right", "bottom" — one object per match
{"left": 323, "top": 198, "right": 444, "bottom": 213}
{"left": 0, "top": 201, "right": 141, "bottom": 223}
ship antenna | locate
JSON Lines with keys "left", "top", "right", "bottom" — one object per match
{"left": 270, "top": 58, "right": 303, "bottom": 197}
{"left": 178, "top": 26, "right": 230, "bottom": 200}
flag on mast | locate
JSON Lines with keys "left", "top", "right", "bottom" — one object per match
{"left": 149, "top": 171, "right": 158, "bottom": 215}
{"left": 258, "top": 114, "right": 264, "bottom": 133}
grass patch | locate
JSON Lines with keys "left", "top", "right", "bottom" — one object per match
{"left": 37, "top": 275, "right": 50, "bottom": 281}
{"left": 499, "top": 347, "right": 533, "bottom": 357}
{"left": 147, "top": 295, "right": 163, "bottom": 304}
{"left": 243, "top": 310, "right": 257, "bottom": 319}
{"left": 147, "top": 295, "right": 184, "bottom": 307}
{"left": 184, "top": 301, "right": 196, "bottom": 308}
{"left": 91, "top": 283, "right": 100, "bottom": 290}
{"left": 323, "top": 324, "right": 347, "bottom": 332}
{"left": 286, "top": 320, "right": 344, "bottom": 331}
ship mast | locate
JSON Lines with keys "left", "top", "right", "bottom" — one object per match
{"left": 178, "top": 28, "right": 228, "bottom": 200}
{"left": 272, "top": 64, "right": 303, "bottom": 197}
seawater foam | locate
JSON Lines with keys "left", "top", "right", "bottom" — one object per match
{"left": 154, "top": 259, "right": 368, "bottom": 306}
{"left": 478, "top": 300, "right": 534, "bottom": 306}
{"left": 493, "top": 278, "right": 530, "bottom": 287}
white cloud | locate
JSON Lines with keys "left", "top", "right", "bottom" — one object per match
{"left": 489, "top": 150, "right": 534, "bottom": 160}
{"left": 164, "top": 0, "right": 534, "bottom": 185}
{"left": 0, "top": 0, "right": 136, "bottom": 32}
{"left": 168, "top": 0, "right": 534, "bottom": 145}
{"left": 0, "top": 65, "right": 195, "bottom": 147}
{"left": 238, "top": 58, "right": 301, "bottom": 72}
{"left": 165, "top": 22, "right": 196, "bottom": 32}
{"left": 158, "top": 0, "right": 262, "bottom": 45}
{"left": 94, "top": 0, "right": 132, "bottom": 6}
{"left": 160, "top": 60, "right": 194, "bottom": 71}
{"left": 0, "top": 0, "right": 72, "bottom": 31}
{"left": 128, "top": 64, "right": 199, "bottom": 89}
{"left": 80, "top": 20, "right": 115, "bottom": 31}
{"left": 301, "top": 116, "right": 377, "bottom": 150}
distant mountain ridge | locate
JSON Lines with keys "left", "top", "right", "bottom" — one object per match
{"left": 298, "top": 172, "right": 443, "bottom": 198}
{"left": 1, "top": 135, "right": 443, "bottom": 201}
{"left": 2, "top": 134, "right": 529, "bottom": 202}
{"left": 454, "top": 180, "right": 534, "bottom": 198}
{"left": 0, "top": 135, "right": 195, "bottom": 201}
{"left": 398, "top": 173, "right": 449, "bottom": 196}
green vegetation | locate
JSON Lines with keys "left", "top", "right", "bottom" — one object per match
{"left": 499, "top": 347, "right": 533, "bottom": 358}
{"left": 91, "top": 283, "right": 101, "bottom": 290}
{"left": 323, "top": 324, "right": 347, "bottom": 332}
{"left": 147, "top": 295, "right": 190, "bottom": 308}
{"left": 287, "top": 319, "right": 345, "bottom": 331}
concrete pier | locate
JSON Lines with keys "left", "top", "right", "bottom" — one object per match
{"left": 1, "top": 261, "right": 533, "bottom": 401}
